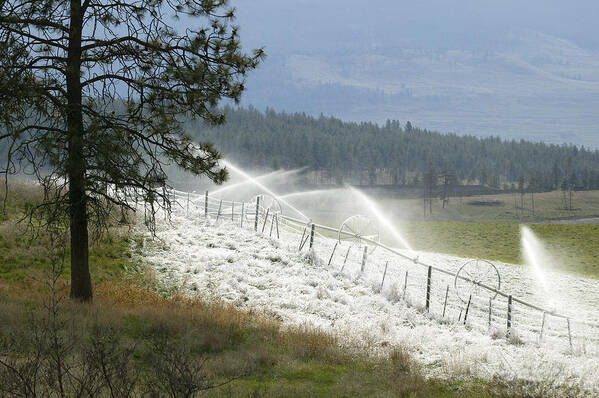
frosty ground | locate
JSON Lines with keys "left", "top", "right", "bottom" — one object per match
{"left": 139, "top": 208, "right": 599, "bottom": 391}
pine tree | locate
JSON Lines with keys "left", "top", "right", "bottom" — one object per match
{"left": 0, "top": 0, "right": 263, "bottom": 301}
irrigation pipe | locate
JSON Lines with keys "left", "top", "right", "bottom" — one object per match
{"left": 278, "top": 214, "right": 594, "bottom": 325}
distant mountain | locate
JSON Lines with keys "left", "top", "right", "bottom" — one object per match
{"left": 232, "top": 1, "right": 599, "bottom": 148}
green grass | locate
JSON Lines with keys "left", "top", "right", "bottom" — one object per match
{"left": 0, "top": 181, "right": 138, "bottom": 283}
{"left": 400, "top": 221, "right": 599, "bottom": 277}
{"left": 379, "top": 189, "right": 599, "bottom": 223}
{"left": 343, "top": 189, "right": 599, "bottom": 278}
{"left": 0, "top": 228, "right": 135, "bottom": 282}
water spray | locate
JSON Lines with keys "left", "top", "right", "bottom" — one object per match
{"left": 348, "top": 186, "right": 414, "bottom": 252}
{"left": 221, "top": 160, "right": 311, "bottom": 221}
{"left": 520, "top": 225, "right": 558, "bottom": 312}
{"left": 279, "top": 188, "right": 346, "bottom": 200}
{"left": 210, "top": 169, "right": 284, "bottom": 196}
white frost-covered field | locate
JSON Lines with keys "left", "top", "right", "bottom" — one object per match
{"left": 139, "top": 208, "right": 599, "bottom": 390}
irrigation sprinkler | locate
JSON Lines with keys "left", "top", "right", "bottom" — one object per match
{"left": 275, "top": 212, "right": 597, "bottom": 348}
{"left": 426, "top": 266, "right": 432, "bottom": 312}
{"left": 442, "top": 285, "right": 449, "bottom": 318}
{"left": 454, "top": 259, "right": 501, "bottom": 304}
{"left": 338, "top": 215, "right": 379, "bottom": 254}
{"left": 380, "top": 262, "right": 389, "bottom": 290}
{"left": 464, "top": 294, "right": 472, "bottom": 325}
{"left": 174, "top": 189, "right": 597, "bottom": 350}
{"left": 328, "top": 242, "right": 338, "bottom": 266}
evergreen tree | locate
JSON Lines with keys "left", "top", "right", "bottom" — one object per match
{"left": 187, "top": 107, "right": 599, "bottom": 191}
{"left": 0, "top": 0, "right": 263, "bottom": 301}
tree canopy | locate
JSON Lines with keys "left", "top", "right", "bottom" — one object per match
{"left": 0, "top": 0, "right": 263, "bottom": 300}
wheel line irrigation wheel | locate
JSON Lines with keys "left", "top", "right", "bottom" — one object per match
{"left": 454, "top": 259, "right": 501, "bottom": 303}
{"left": 337, "top": 214, "right": 380, "bottom": 254}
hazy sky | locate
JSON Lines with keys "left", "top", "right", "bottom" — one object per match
{"left": 233, "top": 1, "right": 599, "bottom": 52}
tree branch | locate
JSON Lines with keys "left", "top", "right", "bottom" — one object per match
{"left": 0, "top": 15, "right": 69, "bottom": 33}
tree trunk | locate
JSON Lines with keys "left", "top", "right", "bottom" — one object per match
{"left": 67, "top": 0, "right": 92, "bottom": 301}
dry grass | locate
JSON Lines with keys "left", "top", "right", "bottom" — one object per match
{"left": 486, "top": 376, "right": 592, "bottom": 398}
{"left": 389, "top": 344, "right": 414, "bottom": 373}
{"left": 281, "top": 325, "right": 344, "bottom": 363}
{"left": 0, "top": 278, "right": 499, "bottom": 398}
{"left": 1, "top": 276, "right": 591, "bottom": 397}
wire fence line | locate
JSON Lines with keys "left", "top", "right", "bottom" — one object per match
{"left": 169, "top": 188, "right": 599, "bottom": 356}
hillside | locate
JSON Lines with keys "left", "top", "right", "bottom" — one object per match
{"left": 232, "top": 0, "right": 599, "bottom": 147}
{"left": 1, "top": 181, "right": 580, "bottom": 397}
{"left": 137, "top": 188, "right": 599, "bottom": 392}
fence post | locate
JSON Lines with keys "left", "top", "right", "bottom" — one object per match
{"left": 463, "top": 294, "right": 472, "bottom": 325}
{"left": 488, "top": 298, "right": 493, "bottom": 329}
{"left": 539, "top": 312, "right": 546, "bottom": 342}
{"left": 204, "top": 191, "right": 208, "bottom": 217}
{"left": 309, "top": 223, "right": 315, "bottom": 248}
{"left": 360, "top": 246, "right": 368, "bottom": 272}
{"left": 215, "top": 199, "right": 223, "bottom": 223}
{"left": 186, "top": 192, "right": 190, "bottom": 217}
{"left": 425, "top": 266, "right": 432, "bottom": 312}
{"left": 567, "top": 318, "right": 573, "bottom": 352}
{"left": 231, "top": 201, "right": 234, "bottom": 221}
{"left": 340, "top": 246, "right": 351, "bottom": 272}
{"left": 328, "top": 242, "right": 338, "bottom": 266}
{"left": 442, "top": 285, "right": 449, "bottom": 318}
{"left": 275, "top": 214, "right": 280, "bottom": 239}
{"left": 380, "top": 262, "right": 388, "bottom": 290}
{"left": 507, "top": 295, "right": 513, "bottom": 336}
{"left": 402, "top": 271, "right": 408, "bottom": 299}
{"left": 254, "top": 196, "right": 260, "bottom": 232}
{"left": 241, "top": 202, "right": 245, "bottom": 228}
{"left": 261, "top": 208, "right": 270, "bottom": 233}
{"left": 269, "top": 213, "right": 275, "bottom": 237}
{"left": 298, "top": 225, "right": 307, "bottom": 251}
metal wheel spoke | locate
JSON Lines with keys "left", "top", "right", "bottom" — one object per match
{"left": 338, "top": 215, "right": 379, "bottom": 254}
{"left": 455, "top": 259, "right": 501, "bottom": 304}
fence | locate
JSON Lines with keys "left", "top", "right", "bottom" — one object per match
{"left": 170, "top": 189, "right": 599, "bottom": 356}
